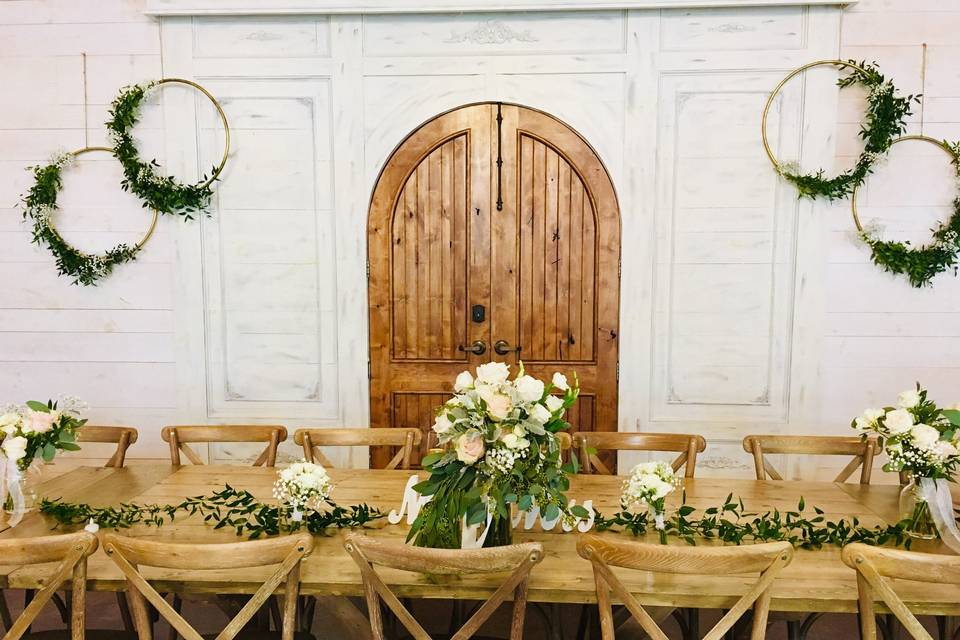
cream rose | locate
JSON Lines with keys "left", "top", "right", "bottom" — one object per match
{"left": 1, "top": 435, "right": 28, "bottom": 462}
{"left": 514, "top": 375, "right": 544, "bottom": 403}
{"left": 475, "top": 362, "right": 510, "bottom": 385}
{"left": 454, "top": 371, "right": 474, "bottom": 392}
{"left": 884, "top": 409, "right": 915, "bottom": 434}
{"left": 552, "top": 372, "right": 569, "bottom": 391}
{"left": 910, "top": 423, "right": 941, "bottom": 449}
{"left": 432, "top": 413, "right": 454, "bottom": 436}
{"left": 455, "top": 430, "right": 485, "bottom": 464}
{"left": 485, "top": 393, "right": 513, "bottom": 422}
{"left": 528, "top": 404, "right": 551, "bottom": 424}
{"left": 25, "top": 410, "right": 56, "bottom": 434}
{"left": 898, "top": 389, "right": 922, "bottom": 409}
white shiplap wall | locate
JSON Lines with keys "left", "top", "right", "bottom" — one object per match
{"left": 0, "top": 0, "right": 958, "bottom": 479}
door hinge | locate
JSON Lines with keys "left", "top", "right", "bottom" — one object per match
{"left": 366, "top": 259, "right": 370, "bottom": 280}
{"left": 616, "top": 361, "right": 620, "bottom": 383}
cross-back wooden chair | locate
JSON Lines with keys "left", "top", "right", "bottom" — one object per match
{"left": 742, "top": 435, "right": 879, "bottom": 484}
{"left": 0, "top": 532, "right": 99, "bottom": 640}
{"left": 76, "top": 425, "right": 139, "bottom": 468}
{"left": 577, "top": 534, "right": 792, "bottom": 640}
{"left": 161, "top": 425, "right": 287, "bottom": 467}
{"left": 102, "top": 533, "right": 313, "bottom": 640}
{"left": 571, "top": 432, "right": 706, "bottom": 477}
{"left": 293, "top": 428, "right": 422, "bottom": 470}
{"left": 344, "top": 534, "right": 543, "bottom": 640}
{"left": 842, "top": 543, "right": 960, "bottom": 640}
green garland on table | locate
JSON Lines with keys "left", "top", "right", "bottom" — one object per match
{"left": 596, "top": 493, "right": 919, "bottom": 550}
{"left": 858, "top": 140, "right": 960, "bottom": 287}
{"left": 39, "top": 484, "right": 384, "bottom": 540}
{"left": 107, "top": 82, "right": 218, "bottom": 219}
{"left": 21, "top": 153, "right": 142, "bottom": 286}
{"left": 776, "top": 61, "right": 918, "bottom": 200}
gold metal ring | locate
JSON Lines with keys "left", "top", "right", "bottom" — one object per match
{"left": 851, "top": 134, "right": 957, "bottom": 233}
{"left": 153, "top": 78, "right": 231, "bottom": 189}
{"left": 46, "top": 146, "right": 159, "bottom": 259}
{"left": 761, "top": 60, "right": 871, "bottom": 171}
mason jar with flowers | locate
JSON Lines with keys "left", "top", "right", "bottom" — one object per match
{"left": 0, "top": 398, "right": 87, "bottom": 525}
{"left": 852, "top": 385, "right": 960, "bottom": 539}
{"left": 408, "top": 362, "right": 586, "bottom": 548}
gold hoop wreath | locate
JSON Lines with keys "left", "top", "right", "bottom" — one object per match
{"left": 107, "top": 77, "right": 231, "bottom": 219}
{"left": 761, "top": 59, "right": 917, "bottom": 200}
{"left": 852, "top": 135, "right": 960, "bottom": 288}
{"left": 21, "top": 146, "right": 159, "bottom": 286}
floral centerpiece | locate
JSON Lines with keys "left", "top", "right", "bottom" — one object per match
{"left": 273, "top": 461, "right": 333, "bottom": 523}
{"left": 852, "top": 384, "right": 960, "bottom": 539}
{"left": 0, "top": 398, "right": 86, "bottom": 524}
{"left": 408, "top": 362, "right": 584, "bottom": 548}
{"left": 620, "top": 461, "right": 677, "bottom": 544}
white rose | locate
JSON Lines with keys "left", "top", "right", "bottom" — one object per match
{"left": 501, "top": 433, "right": 530, "bottom": 450}
{"left": 648, "top": 478, "right": 674, "bottom": 500}
{"left": 475, "top": 362, "right": 510, "bottom": 385}
{"left": 898, "top": 389, "right": 922, "bottom": 409}
{"left": 0, "top": 413, "right": 20, "bottom": 429}
{"left": 884, "top": 409, "right": 915, "bottom": 434}
{"left": 910, "top": 423, "right": 941, "bottom": 449}
{"left": 862, "top": 408, "right": 885, "bottom": 424}
{"left": 545, "top": 395, "right": 563, "bottom": 413}
{"left": 528, "top": 404, "right": 551, "bottom": 424}
{"left": 551, "top": 372, "right": 569, "bottom": 391}
{"left": 433, "top": 413, "right": 454, "bottom": 435}
{"left": 514, "top": 375, "right": 545, "bottom": 403}
{"left": 934, "top": 440, "right": 958, "bottom": 458}
{"left": 454, "top": 371, "right": 474, "bottom": 392}
{"left": 1, "top": 435, "right": 28, "bottom": 462}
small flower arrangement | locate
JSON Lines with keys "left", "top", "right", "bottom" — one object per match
{"left": 272, "top": 462, "right": 332, "bottom": 521}
{"left": 620, "top": 461, "right": 677, "bottom": 543}
{"left": 851, "top": 384, "right": 960, "bottom": 479}
{"left": 410, "top": 362, "right": 583, "bottom": 548}
{"left": 0, "top": 398, "right": 87, "bottom": 471}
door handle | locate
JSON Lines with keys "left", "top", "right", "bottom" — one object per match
{"left": 494, "top": 340, "right": 522, "bottom": 356}
{"left": 459, "top": 340, "right": 487, "bottom": 355}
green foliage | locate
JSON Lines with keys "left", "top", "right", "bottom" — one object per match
{"left": 779, "top": 60, "right": 918, "bottom": 201}
{"left": 107, "top": 82, "right": 218, "bottom": 219}
{"left": 20, "top": 155, "right": 141, "bottom": 286}
{"left": 859, "top": 141, "right": 960, "bottom": 288}
{"left": 596, "top": 492, "right": 914, "bottom": 550}
{"left": 39, "top": 484, "right": 383, "bottom": 539}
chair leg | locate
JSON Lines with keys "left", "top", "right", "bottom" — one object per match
{"left": 0, "top": 590, "right": 12, "bottom": 632}
{"left": 116, "top": 591, "right": 135, "bottom": 632}
{"left": 168, "top": 594, "right": 184, "bottom": 640}
{"left": 798, "top": 612, "right": 824, "bottom": 639}
{"left": 786, "top": 620, "right": 801, "bottom": 640}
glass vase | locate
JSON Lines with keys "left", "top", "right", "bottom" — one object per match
{"left": 3, "top": 461, "right": 43, "bottom": 516}
{"left": 482, "top": 513, "right": 514, "bottom": 548}
{"left": 899, "top": 477, "right": 938, "bottom": 540}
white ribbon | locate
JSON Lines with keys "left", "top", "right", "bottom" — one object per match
{"left": 0, "top": 457, "right": 26, "bottom": 527}
{"left": 918, "top": 477, "right": 960, "bottom": 554}
{"left": 654, "top": 511, "right": 666, "bottom": 531}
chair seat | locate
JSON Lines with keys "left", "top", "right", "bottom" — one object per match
{"left": 26, "top": 630, "right": 139, "bottom": 640}
{"left": 202, "top": 632, "right": 315, "bottom": 640}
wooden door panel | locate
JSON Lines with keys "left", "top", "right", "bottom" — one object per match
{"left": 517, "top": 134, "right": 597, "bottom": 363}
{"left": 370, "top": 103, "right": 619, "bottom": 469}
{"left": 391, "top": 134, "right": 469, "bottom": 361}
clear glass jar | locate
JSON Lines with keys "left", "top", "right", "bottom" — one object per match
{"left": 899, "top": 477, "right": 938, "bottom": 540}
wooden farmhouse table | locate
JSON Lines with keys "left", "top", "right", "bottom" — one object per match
{"left": 1, "top": 465, "right": 959, "bottom": 616}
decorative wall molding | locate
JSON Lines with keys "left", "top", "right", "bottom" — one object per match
{"left": 445, "top": 20, "right": 538, "bottom": 45}
{"left": 145, "top": 0, "right": 855, "bottom": 16}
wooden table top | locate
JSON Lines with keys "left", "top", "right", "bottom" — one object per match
{"left": 2, "top": 465, "right": 958, "bottom": 615}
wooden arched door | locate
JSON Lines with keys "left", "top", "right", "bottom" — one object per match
{"left": 368, "top": 103, "right": 620, "bottom": 468}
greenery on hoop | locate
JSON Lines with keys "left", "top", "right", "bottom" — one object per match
{"left": 107, "top": 82, "right": 218, "bottom": 219}
{"left": 859, "top": 141, "right": 960, "bottom": 287}
{"left": 39, "top": 484, "right": 383, "bottom": 539}
{"left": 777, "top": 61, "right": 918, "bottom": 200}
{"left": 597, "top": 493, "right": 918, "bottom": 549}
{"left": 21, "top": 153, "right": 141, "bottom": 286}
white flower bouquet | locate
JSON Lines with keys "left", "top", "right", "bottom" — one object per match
{"left": 621, "top": 461, "right": 677, "bottom": 543}
{"left": 410, "top": 362, "right": 582, "bottom": 548}
{"left": 273, "top": 462, "right": 332, "bottom": 521}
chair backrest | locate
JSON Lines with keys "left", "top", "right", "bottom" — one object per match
{"left": 742, "top": 435, "right": 878, "bottom": 484}
{"left": 0, "top": 531, "right": 99, "bottom": 640}
{"left": 293, "top": 428, "right": 422, "bottom": 470}
{"left": 842, "top": 543, "right": 960, "bottom": 640}
{"left": 76, "top": 425, "right": 139, "bottom": 468}
{"left": 160, "top": 425, "right": 287, "bottom": 467}
{"left": 577, "top": 534, "right": 792, "bottom": 640}
{"left": 103, "top": 533, "right": 313, "bottom": 640}
{"left": 571, "top": 432, "right": 706, "bottom": 477}
{"left": 344, "top": 534, "right": 543, "bottom": 640}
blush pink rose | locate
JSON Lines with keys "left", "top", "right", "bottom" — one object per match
{"left": 25, "top": 410, "right": 56, "bottom": 434}
{"left": 455, "top": 430, "right": 485, "bottom": 465}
